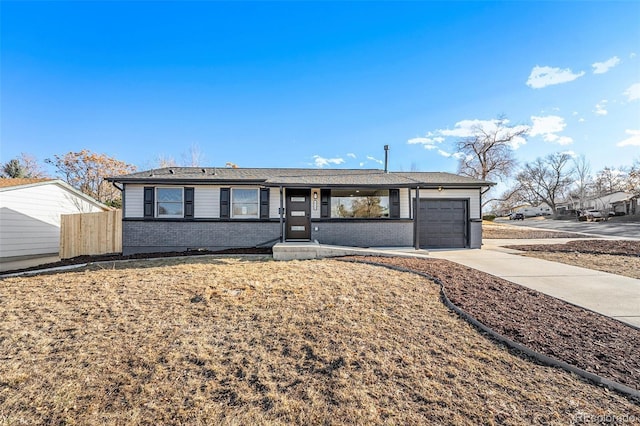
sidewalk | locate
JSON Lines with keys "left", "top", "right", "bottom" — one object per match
{"left": 427, "top": 240, "right": 640, "bottom": 328}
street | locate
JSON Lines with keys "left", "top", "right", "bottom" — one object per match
{"left": 495, "top": 217, "right": 640, "bottom": 239}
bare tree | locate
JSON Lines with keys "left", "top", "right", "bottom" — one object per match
{"left": 46, "top": 150, "right": 136, "bottom": 206}
{"left": 1, "top": 153, "right": 47, "bottom": 178}
{"left": 181, "top": 143, "right": 205, "bottom": 167}
{"left": 154, "top": 154, "right": 178, "bottom": 168}
{"left": 514, "top": 152, "right": 575, "bottom": 215}
{"left": 455, "top": 116, "right": 527, "bottom": 182}
{"left": 626, "top": 159, "right": 640, "bottom": 195}
{"left": 572, "top": 155, "right": 592, "bottom": 210}
{"left": 593, "top": 166, "right": 626, "bottom": 195}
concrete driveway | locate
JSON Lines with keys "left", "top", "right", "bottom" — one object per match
{"left": 495, "top": 217, "right": 640, "bottom": 239}
{"left": 429, "top": 240, "right": 640, "bottom": 328}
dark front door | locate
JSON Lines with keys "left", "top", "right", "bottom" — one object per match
{"left": 286, "top": 189, "right": 311, "bottom": 240}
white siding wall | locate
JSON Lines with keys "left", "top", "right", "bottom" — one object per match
{"left": 124, "top": 184, "right": 144, "bottom": 218}
{"left": 125, "top": 184, "right": 278, "bottom": 219}
{"left": 195, "top": 186, "right": 220, "bottom": 218}
{"left": 0, "top": 183, "right": 104, "bottom": 258}
{"left": 270, "top": 187, "right": 282, "bottom": 219}
{"left": 399, "top": 188, "right": 410, "bottom": 218}
{"left": 411, "top": 188, "right": 481, "bottom": 219}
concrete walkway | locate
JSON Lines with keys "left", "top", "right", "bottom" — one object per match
{"left": 428, "top": 240, "right": 640, "bottom": 328}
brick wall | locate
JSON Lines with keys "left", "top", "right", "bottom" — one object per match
{"left": 122, "top": 220, "right": 281, "bottom": 255}
{"left": 469, "top": 220, "right": 482, "bottom": 249}
{"left": 311, "top": 220, "right": 413, "bottom": 247}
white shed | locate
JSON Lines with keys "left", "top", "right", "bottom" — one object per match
{"left": 0, "top": 178, "right": 108, "bottom": 267}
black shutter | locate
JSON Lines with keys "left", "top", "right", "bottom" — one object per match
{"left": 389, "top": 189, "right": 400, "bottom": 219}
{"left": 260, "top": 188, "right": 270, "bottom": 219}
{"left": 144, "top": 187, "right": 154, "bottom": 218}
{"left": 320, "top": 189, "right": 330, "bottom": 218}
{"left": 184, "top": 187, "right": 194, "bottom": 219}
{"left": 220, "top": 188, "right": 230, "bottom": 218}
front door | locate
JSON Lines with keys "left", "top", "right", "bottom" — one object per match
{"left": 286, "top": 189, "right": 311, "bottom": 240}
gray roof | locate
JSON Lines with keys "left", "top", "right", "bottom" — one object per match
{"left": 107, "top": 167, "right": 494, "bottom": 188}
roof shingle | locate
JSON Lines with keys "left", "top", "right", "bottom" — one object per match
{"left": 107, "top": 167, "right": 493, "bottom": 187}
{"left": 0, "top": 178, "right": 53, "bottom": 189}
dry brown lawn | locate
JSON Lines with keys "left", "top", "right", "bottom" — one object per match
{"left": 505, "top": 239, "right": 640, "bottom": 279}
{"left": 518, "top": 252, "right": 640, "bottom": 280}
{"left": 482, "top": 221, "right": 590, "bottom": 239}
{"left": 1, "top": 257, "right": 638, "bottom": 425}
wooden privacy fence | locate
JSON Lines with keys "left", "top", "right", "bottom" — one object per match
{"left": 60, "top": 210, "right": 122, "bottom": 259}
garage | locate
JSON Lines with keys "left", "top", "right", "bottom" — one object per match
{"left": 416, "top": 199, "right": 468, "bottom": 248}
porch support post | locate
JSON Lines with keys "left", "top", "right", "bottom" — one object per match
{"left": 414, "top": 186, "right": 420, "bottom": 250}
{"left": 279, "top": 186, "right": 285, "bottom": 242}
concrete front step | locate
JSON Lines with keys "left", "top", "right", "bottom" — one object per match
{"left": 272, "top": 242, "right": 429, "bottom": 261}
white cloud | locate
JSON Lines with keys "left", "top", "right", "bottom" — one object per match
{"left": 592, "top": 56, "right": 620, "bottom": 74}
{"left": 530, "top": 115, "right": 566, "bottom": 136}
{"left": 578, "top": 118, "right": 585, "bottom": 123}
{"left": 530, "top": 115, "right": 574, "bottom": 145}
{"left": 313, "top": 155, "right": 344, "bottom": 168}
{"left": 616, "top": 129, "right": 640, "bottom": 147}
{"left": 624, "top": 83, "right": 640, "bottom": 102}
{"left": 346, "top": 153, "right": 356, "bottom": 159}
{"left": 366, "top": 155, "right": 383, "bottom": 165}
{"left": 452, "top": 152, "right": 467, "bottom": 160}
{"left": 526, "top": 65, "right": 585, "bottom": 89}
{"left": 359, "top": 162, "right": 365, "bottom": 167}
{"left": 410, "top": 118, "right": 529, "bottom": 151}
{"left": 594, "top": 100, "right": 608, "bottom": 116}
{"left": 407, "top": 135, "right": 445, "bottom": 149}
{"left": 408, "top": 137, "right": 434, "bottom": 145}
{"left": 437, "top": 150, "right": 451, "bottom": 158}
{"left": 561, "top": 150, "right": 578, "bottom": 158}
{"left": 439, "top": 119, "right": 528, "bottom": 149}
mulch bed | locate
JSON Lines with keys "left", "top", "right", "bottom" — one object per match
{"left": 506, "top": 239, "right": 640, "bottom": 257}
{"left": 2, "top": 247, "right": 272, "bottom": 275}
{"left": 343, "top": 256, "right": 640, "bottom": 392}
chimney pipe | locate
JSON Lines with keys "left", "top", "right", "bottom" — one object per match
{"left": 384, "top": 145, "right": 389, "bottom": 173}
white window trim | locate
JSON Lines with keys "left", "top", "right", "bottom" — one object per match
{"left": 231, "top": 187, "right": 260, "bottom": 219}
{"left": 156, "top": 187, "right": 184, "bottom": 218}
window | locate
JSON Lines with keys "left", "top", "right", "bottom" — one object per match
{"left": 330, "top": 189, "right": 390, "bottom": 218}
{"left": 232, "top": 189, "right": 259, "bottom": 218}
{"left": 156, "top": 188, "right": 183, "bottom": 218}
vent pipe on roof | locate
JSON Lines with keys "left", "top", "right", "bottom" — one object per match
{"left": 384, "top": 145, "right": 389, "bottom": 173}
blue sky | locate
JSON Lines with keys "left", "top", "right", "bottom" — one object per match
{"left": 1, "top": 1, "right": 639, "bottom": 178}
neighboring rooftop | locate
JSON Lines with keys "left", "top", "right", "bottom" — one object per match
{"left": 107, "top": 167, "right": 494, "bottom": 187}
{"left": 0, "top": 178, "right": 53, "bottom": 189}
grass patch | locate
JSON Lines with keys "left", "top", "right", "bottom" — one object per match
{"left": 1, "top": 258, "right": 638, "bottom": 425}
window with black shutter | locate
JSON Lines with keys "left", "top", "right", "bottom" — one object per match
{"left": 389, "top": 189, "right": 400, "bottom": 219}
{"left": 144, "top": 187, "right": 154, "bottom": 218}
{"left": 184, "top": 187, "right": 194, "bottom": 219}
{"left": 220, "top": 188, "right": 230, "bottom": 218}
{"left": 260, "top": 188, "right": 270, "bottom": 219}
{"left": 320, "top": 189, "right": 330, "bottom": 218}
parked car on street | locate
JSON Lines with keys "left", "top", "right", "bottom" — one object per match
{"left": 509, "top": 212, "right": 524, "bottom": 220}
{"left": 584, "top": 210, "right": 603, "bottom": 219}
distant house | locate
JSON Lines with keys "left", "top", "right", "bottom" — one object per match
{"left": 0, "top": 178, "right": 108, "bottom": 264}
{"left": 611, "top": 194, "right": 639, "bottom": 216}
{"left": 557, "top": 191, "right": 634, "bottom": 215}
{"left": 107, "top": 167, "right": 494, "bottom": 255}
